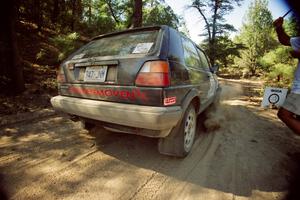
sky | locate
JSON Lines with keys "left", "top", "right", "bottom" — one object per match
{"left": 164, "top": 0, "right": 291, "bottom": 44}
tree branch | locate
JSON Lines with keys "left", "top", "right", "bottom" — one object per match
{"left": 190, "top": 5, "right": 211, "bottom": 42}
{"left": 106, "top": 0, "right": 119, "bottom": 23}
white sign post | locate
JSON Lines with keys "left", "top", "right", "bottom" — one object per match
{"left": 261, "top": 87, "right": 288, "bottom": 108}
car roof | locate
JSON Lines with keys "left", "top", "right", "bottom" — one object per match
{"left": 91, "top": 25, "right": 170, "bottom": 41}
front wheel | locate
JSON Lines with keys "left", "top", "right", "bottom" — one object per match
{"left": 158, "top": 103, "right": 197, "bottom": 157}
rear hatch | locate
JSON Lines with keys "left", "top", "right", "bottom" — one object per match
{"left": 58, "top": 27, "right": 168, "bottom": 106}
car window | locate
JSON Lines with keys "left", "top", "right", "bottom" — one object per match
{"left": 72, "top": 30, "right": 159, "bottom": 58}
{"left": 196, "top": 48, "right": 210, "bottom": 71}
{"left": 182, "top": 37, "right": 201, "bottom": 68}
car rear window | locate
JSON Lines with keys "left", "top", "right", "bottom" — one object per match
{"left": 72, "top": 30, "right": 159, "bottom": 59}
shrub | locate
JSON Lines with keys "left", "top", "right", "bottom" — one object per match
{"left": 51, "top": 32, "right": 83, "bottom": 61}
{"left": 265, "top": 63, "right": 295, "bottom": 88}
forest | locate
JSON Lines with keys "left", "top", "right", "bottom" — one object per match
{"left": 0, "top": 0, "right": 299, "bottom": 114}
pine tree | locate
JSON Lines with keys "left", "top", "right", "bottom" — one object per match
{"left": 236, "top": 0, "right": 275, "bottom": 76}
{"left": 189, "top": 0, "right": 243, "bottom": 66}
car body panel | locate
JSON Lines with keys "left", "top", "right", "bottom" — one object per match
{"left": 51, "top": 95, "right": 182, "bottom": 137}
{"left": 51, "top": 25, "right": 220, "bottom": 138}
{"left": 59, "top": 84, "right": 164, "bottom": 106}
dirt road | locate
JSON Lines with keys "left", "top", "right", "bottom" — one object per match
{"left": 1, "top": 80, "right": 300, "bottom": 200}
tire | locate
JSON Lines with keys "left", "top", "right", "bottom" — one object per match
{"left": 158, "top": 103, "right": 197, "bottom": 157}
{"left": 182, "top": 104, "right": 197, "bottom": 153}
{"left": 82, "top": 121, "right": 96, "bottom": 131}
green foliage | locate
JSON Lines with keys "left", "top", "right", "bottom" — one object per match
{"left": 143, "top": 2, "right": 179, "bottom": 29}
{"left": 235, "top": 0, "right": 275, "bottom": 76}
{"left": 265, "top": 63, "right": 295, "bottom": 88}
{"left": 259, "top": 45, "right": 297, "bottom": 88}
{"left": 202, "top": 35, "right": 245, "bottom": 68}
{"left": 283, "top": 15, "right": 300, "bottom": 36}
{"left": 190, "top": 0, "right": 244, "bottom": 65}
{"left": 18, "top": 0, "right": 184, "bottom": 67}
{"left": 191, "top": 0, "right": 244, "bottom": 37}
{"left": 36, "top": 49, "right": 47, "bottom": 61}
{"left": 51, "top": 32, "right": 83, "bottom": 61}
{"left": 229, "top": 7, "right": 299, "bottom": 89}
{"left": 259, "top": 46, "right": 292, "bottom": 70}
{"left": 19, "top": 0, "right": 183, "bottom": 37}
{"left": 79, "top": 0, "right": 119, "bottom": 36}
{"left": 42, "top": 77, "right": 58, "bottom": 91}
{"left": 268, "top": 64, "right": 294, "bottom": 80}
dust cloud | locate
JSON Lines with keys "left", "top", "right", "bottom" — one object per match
{"left": 204, "top": 83, "right": 243, "bottom": 132}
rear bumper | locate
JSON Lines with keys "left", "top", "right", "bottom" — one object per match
{"left": 51, "top": 95, "right": 182, "bottom": 137}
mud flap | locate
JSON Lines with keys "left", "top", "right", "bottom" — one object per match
{"left": 158, "top": 118, "right": 184, "bottom": 157}
{"left": 158, "top": 104, "right": 196, "bottom": 157}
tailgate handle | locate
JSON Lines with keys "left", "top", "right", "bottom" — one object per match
{"left": 75, "top": 60, "right": 119, "bottom": 67}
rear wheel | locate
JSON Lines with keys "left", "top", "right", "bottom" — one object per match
{"left": 183, "top": 106, "right": 196, "bottom": 153}
{"left": 82, "top": 121, "right": 96, "bottom": 131}
{"left": 158, "top": 103, "right": 197, "bottom": 157}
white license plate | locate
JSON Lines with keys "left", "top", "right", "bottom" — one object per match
{"left": 84, "top": 66, "right": 107, "bottom": 82}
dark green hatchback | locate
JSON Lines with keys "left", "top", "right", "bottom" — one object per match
{"left": 51, "top": 25, "right": 221, "bottom": 157}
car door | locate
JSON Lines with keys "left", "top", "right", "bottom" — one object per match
{"left": 196, "top": 48, "right": 217, "bottom": 101}
{"left": 181, "top": 37, "right": 210, "bottom": 105}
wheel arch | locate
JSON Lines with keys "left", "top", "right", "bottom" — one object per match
{"left": 158, "top": 89, "right": 200, "bottom": 157}
{"left": 181, "top": 88, "right": 201, "bottom": 116}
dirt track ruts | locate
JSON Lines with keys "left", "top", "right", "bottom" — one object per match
{"left": 1, "top": 79, "right": 300, "bottom": 200}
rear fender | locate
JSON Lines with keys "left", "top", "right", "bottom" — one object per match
{"left": 180, "top": 88, "right": 200, "bottom": 117}
{"left": 158, "top": 89, "right": 200, "bottom": 156}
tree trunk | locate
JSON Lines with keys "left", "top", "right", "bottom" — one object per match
{"left": 88, "top": 0, "right": 92, "bottom": 25}
{"left": 106, "top": 0, "right": 119, "bottom": 24}
{"left": 33, "top": 0, "right": 42, "bottom": 31}
{"left": 193, "top": 5, "right": 211, "bottom": 42}
{"left": 277, "top": 75, "right": 281, "bottom": 82}
{"left": 250, "top": 61, "right": 256, "bottom": 76}
{"left": 61, "top": 0, "right": 66, "bottom": 13}
{"left": 210, "top": 0, "right": 220, "bottom": 67}
{"left": 70, "top": 0, "right": 77, "bottom": 31}
{"left": 51, "top": 0, "right": 60, "bottom": 24}
{"left": 0, "top": 0, "right": 25, "bottom": 94}
{"left": 59, "top": 0, "right": 66, "bottom": 26}
{"left": 131, "top": 0, "right": 142, "bottom": 28}
{"left": 70, "top": 0, "right": 82, "bottom": 31}
{"left": 211, "top": 0, "right": 219, "bottom": 43}
{"left": 224, "top": 60, "right": 227, "bottom": 68}
{"left": 77, "top": 0, "right": 83, "bottom": 20}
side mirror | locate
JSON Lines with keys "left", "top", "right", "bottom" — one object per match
{"left": 211, "top": 64, "right": 219, "bottom": 74}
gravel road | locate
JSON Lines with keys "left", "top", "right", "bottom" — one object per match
{"left": 1, "top": 80, "right": 300, "bottom": 200}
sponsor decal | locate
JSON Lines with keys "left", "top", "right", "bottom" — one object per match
{"left": 164, "top": 97, "right": 176, "bottom": 106}
{"left": 132, "top": 43, "right": 153, "bottom": 54}
{"left": 68, "top": 86, "right": 147, "bottom": 101}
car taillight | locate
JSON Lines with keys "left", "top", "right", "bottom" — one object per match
{"left": 135, "top": 61, "right": 170, "bottom": 87}
{"left": 57, "top": 66, "right": 66, "bottom": 83}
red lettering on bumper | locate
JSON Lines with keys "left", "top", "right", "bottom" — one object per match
{"left": 68, "top": 86, "right": 147, "bottom": 101}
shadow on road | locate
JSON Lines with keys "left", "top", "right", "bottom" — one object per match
{"left": 89, "top": 102, "right": 297, "bottom": 198}
{"left": 1, "top": 80, "right": 300, "bottom": 199}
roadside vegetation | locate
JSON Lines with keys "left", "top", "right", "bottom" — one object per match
{"left": 212, "top": 0, "right": 298, "bottom": 90}
{"left": 0, "top": 0, "right": 183, "bottom": 115}
{"left": 0, "top": 0, "right": 298, "bottom": 115}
